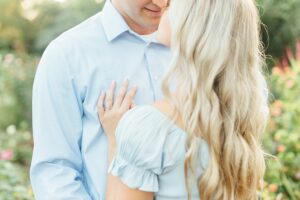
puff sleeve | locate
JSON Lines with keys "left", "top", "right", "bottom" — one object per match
{"left": 108, "top": 106, "right": 184, "bottom": 192}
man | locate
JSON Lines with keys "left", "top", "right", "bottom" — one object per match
{"left": 30, "top": 0, "right": 170, "bottom": 199}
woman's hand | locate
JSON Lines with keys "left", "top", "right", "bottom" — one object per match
{"left": 97, "top": 80, "right": 138, "bottom": 162}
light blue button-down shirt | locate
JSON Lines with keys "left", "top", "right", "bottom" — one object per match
{"left": 30, "top": 1, "right": 171, "bottom": 199}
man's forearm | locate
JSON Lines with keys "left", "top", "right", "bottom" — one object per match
{"left": 30, "top": 161, "right": 92, "bottom": 200}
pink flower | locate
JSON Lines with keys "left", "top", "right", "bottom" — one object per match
{"left": 271, "top": 107, "right": 282, "bottom": 117}
{"left": 286, "top": 47, "right": 294, "bottom": 61}
{"left": 296, "top": 40, "right": 300, "bottom": 61}
{"left": 0, "top": 150, "right": 14, "bottom": 161}
{"left": 272, "top": 66, "right": 282, "bottom": 75}
{"left": 286, "top": 80, "right": 295, "bottom": 88}
{"left": 294, "top": 171, "right": 300, "bottom": 181}
{"left": 268, "top": 184, "right": 278, "bottom": 193}
{"left": 281, "top": 57, "right": 289, "bottom": 68}
{"left": 277, "top": 145, "right": 286, "bottom": 153}
{"left": 273, "top": 100, "right": 283, "bottom": 108}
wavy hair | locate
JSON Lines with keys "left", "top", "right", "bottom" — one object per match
{"left": 162, "top": 0, "right": 269, "bottom": 199}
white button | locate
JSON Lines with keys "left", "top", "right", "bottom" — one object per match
{"left": 154, "top": 75, "right": 159, "bottom": 81}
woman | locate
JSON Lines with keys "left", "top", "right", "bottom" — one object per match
{"left": 98, "top": 0, "right": 269, "bottom": 199}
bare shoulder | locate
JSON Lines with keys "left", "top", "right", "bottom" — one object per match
{"left": 152, "top": 100, "right": 174, "bottom": 117}
{"left": 152, "top": 100, "right": 184, "bottom": 129}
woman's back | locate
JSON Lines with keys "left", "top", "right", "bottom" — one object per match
{"left": 108, "top": 105, "right": 210, "bottom": 199}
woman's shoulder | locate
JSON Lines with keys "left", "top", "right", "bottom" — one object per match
{"left": 116, "top": 101, "right": 184, "bottom": 138}
{"left": 116, "top": 104, "right": 166, "bottom": 132}
{"left": 110, "top": 104, "right": 186, "bottom": 190}
{"left": 114, "top": 102, "right": 186, "bottom": 168}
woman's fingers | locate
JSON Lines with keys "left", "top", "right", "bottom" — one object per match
{"left": 100, "top": 80, "right": 137, "bottom": 114}
{"left": 97, "top": 91, "right": 106, "bottom": 118}
{"left": 121, "top": 86, "right": 138, "bottom": 110}
{"left": 130, "top": 101, "right": 136, "bottom": 109}
{"left": 105, "top": 81, "right": 116, "bottom": 110}
{"left": 114, "top": 79, "right": 129, "bottom": 108}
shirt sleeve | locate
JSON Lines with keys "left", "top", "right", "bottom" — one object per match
{"left": 108, "top": 107, "right": 184, "bottom": 192}
{"left": 30, "top": 40, "right": 92, "bottom": 200}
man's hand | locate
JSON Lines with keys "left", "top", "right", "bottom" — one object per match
{"left": 97, "top": 80, "right": 137, "bottom": 161}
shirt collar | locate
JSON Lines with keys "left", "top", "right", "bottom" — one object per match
{"left": 101, "top": 0, "right": 165, "bottom": 45}
{"left": 101, "top": 0, "right": 130, "bottom": 42}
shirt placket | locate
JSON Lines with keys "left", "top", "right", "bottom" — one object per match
{"left": 144, "top": 43, "right": 161, "bottom": 101}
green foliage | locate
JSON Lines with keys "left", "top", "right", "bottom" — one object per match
{"left": 0, "top": 128, "right": 33, "bottom": 200}
{"left": 0, "top": 0, "right": 32, "bottom": 52}
{"left": 0, "top": 0, "right": 104, "bottom": 54}
{"left": 1, "top": 0, "right": 299, "bottom": 60}
{"left": 0, "top": 58, "right": 33, "bottom": 196}
{"left": 32, "top": 0, "right": 104, "bottom": 52}
{"left": 261, "top": 45, "right": 300, "bottom": 199}
{"left": 0, "top": 125, "right": 32, "bottom": 165}
{"left": 0, "top": 52, "right": 37, "bottom": 130}
{"left": 257, "top": 0, "right": 300, "bottom": 64}
{"left": 0, "top": 162, "right": 33, "bottom": 200}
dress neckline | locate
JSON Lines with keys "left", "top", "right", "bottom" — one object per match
{"left": 140, "top": 105, "right": 187, "bottom": 134}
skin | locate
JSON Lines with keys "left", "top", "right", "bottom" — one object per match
{"left": 111, "top": 0, "right": 169, "bottom": 35}
{"left": 98, "top": 80, "right": 154, "bottom": 200}
{"left": 99, "top": 3, "right": 172, "bottom": 156}
{"left": 156, "top": 9, "right": 171, "bottom": 46}
{"left": 98, "top": 80, "right": 137, "bottom": 163}
{"left": 99, "top": 82, "right": 180, "bottom": 200}
{"left": 98, "top": 4, "right": 172, "bottom": 200}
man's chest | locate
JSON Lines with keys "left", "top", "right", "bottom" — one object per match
{"left": 79, "top": 46, "right": 171, "bottom": 108}
{"left": 76, "top": 49, "right": 170, "bottom": 195}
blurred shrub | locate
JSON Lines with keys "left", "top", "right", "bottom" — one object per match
{"left": 0, "top": 161, "right": 33, "bottom": 200}
{"left": 0, "top": 0, "right": 104, "bottom": 54}
{"left": 0, "top": 52, "right": 38, "bottom": 130}
{"left": 1, "top": 0, "right": 298, "bottom": 60}
{"left": 31, "top": 0, "right": 104, "bottom": 53}
{"left": 257, "top": 0, "right": 300, "bottom": 65}
{"left": 0, "top": 125, "right": 32, "bottom": 166}
{"left": 261, "top": 42, "right": 300, "bottom": 199}
{"left": 0, "top": 127, "right": 33, "bottom": 200}
{"left": 0, "top": 0, "right": 32, "bottom": 53}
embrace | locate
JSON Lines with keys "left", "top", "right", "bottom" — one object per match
{"left": 30, "top": 0, "right": 269, "bottom": 199}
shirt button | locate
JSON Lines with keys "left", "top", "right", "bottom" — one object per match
{"left": 154, "top": 75, "right": 159, "bottom": 81}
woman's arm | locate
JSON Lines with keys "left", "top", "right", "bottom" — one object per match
{"left": 98, "top": 80, "right": 154, "bottom": 200}
{"left": 98, "top": 80, "right": 137, "bottom": 162}
{"left": 106, "top": 174, "right": 154, "bottom": 200}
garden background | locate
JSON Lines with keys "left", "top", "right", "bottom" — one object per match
{"left": 0, "top": 0, "right": 299, "bottom": 199}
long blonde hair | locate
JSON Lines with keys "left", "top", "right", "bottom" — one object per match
{"left": 162, "top": 0, "right": 269, "bottom": 199}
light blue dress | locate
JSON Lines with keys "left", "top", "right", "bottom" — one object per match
{"left": 108, "top": 105, "right": 210, "bottom": 200}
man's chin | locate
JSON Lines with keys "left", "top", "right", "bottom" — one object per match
{"left": 143, "top": 20, "right": 161, "bottom": 31}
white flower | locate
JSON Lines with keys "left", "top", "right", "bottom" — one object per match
{"left": 6, "top": 125, "right": 17, "bottom": 135}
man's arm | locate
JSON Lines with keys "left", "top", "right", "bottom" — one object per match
{"left": 30, "top": 41, "right": 92, "bottom": 200}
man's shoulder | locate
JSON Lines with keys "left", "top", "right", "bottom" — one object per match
{"left": 52, "top": 12, "right": 106, "bottom": 49}
{"left": 39, "top": 12, "right": 108, "bottom": 70}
